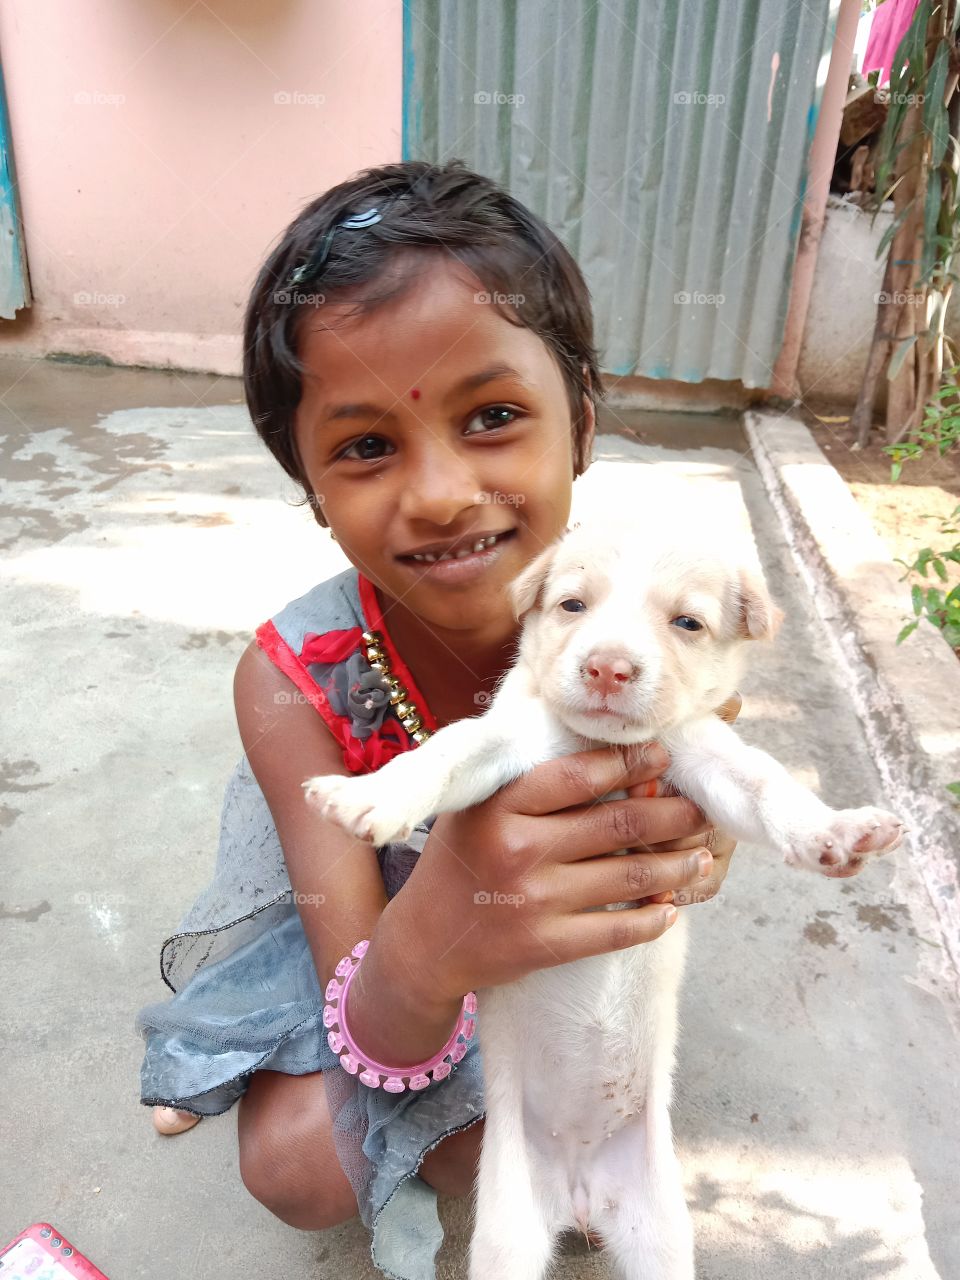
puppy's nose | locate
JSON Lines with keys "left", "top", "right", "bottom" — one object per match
{"left": 581, "top": 652, "right": 639, "bottom": 696}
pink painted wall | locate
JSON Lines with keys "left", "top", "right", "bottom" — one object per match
{"left": 0, "top": 0, "right": 402, "bottom": 374}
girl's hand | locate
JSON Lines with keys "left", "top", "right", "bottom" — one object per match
{"left": 382, "top": 741, "right": 714, "bottom": 1009}
{"left": 631, "top": 692, "right": 740, "bottom": 908}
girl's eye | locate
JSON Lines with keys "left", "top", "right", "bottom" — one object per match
{"left": 560, "top": 599, "right": 586, "bottom": 612}
{"left": 465, "top": 405, "right": 519, "bottom": 435}
{"left": 671, "top": 615, "right": 703, "bottom": 632}
{"left": 337, "top": 435, "right": 393, "bottom": 462}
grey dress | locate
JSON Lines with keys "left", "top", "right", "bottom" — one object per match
{"left": 134, "top": 567, "right": 485, "bottom": 1280}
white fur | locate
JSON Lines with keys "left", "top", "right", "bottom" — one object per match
{"left": 304, "top": 514, "right": 903, "bottom": 1279}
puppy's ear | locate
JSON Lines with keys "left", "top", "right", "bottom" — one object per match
{"left": 509, "top": 542, "right": 559, "bottom": 621}
{"left": 736, "top": 568, "right": 784, "bottom": 641}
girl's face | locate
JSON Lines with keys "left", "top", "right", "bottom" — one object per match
{"left": 292, "top": 253, "right": 595, "bottom": 638}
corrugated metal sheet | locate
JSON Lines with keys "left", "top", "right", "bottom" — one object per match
{"left": 403, "top": 0, "right": 834, "bottom": 387}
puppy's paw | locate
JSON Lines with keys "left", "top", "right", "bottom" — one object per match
{"left": 302, "top": 774, "right": 417, "bottom": 845}
{"left": 783, "top": 806, "right": 905, "bottom": 877}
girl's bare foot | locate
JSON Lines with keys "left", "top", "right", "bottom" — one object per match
{"left": 153, "top": 1106, "right": 201, "bottom": 1135}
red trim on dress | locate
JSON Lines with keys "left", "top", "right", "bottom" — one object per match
{"left": 357, "top": 574, "right": 439, "bottom": 735}
{"left": 255, "top": 581, "right": 438, "bottom": 774}
{"left": 255, "top": 619, "right": 346, "bottom": 741}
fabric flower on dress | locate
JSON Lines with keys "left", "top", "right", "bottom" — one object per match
{"left": 312, "top": 649, "right": 392, "bottom": 743}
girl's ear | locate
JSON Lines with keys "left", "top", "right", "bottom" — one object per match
{"left": 510, "top": 542, "right": 560, "bottom": 621}
{"left": 577, "top": 386, "right": 596, "bottom": 472}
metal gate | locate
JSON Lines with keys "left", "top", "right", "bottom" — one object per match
{"left": 403, "top": 0, "right": 834, "bottom": 386}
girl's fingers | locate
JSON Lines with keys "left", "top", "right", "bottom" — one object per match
{"left": 546, "top": 900, "right": 680, "bottom": 961}
{"left": 560, "top": 847, "right": 712, "bottom": 912}
{"left": 530, "top": 795, "right": 708, "bottom": 866}
{"left": 506, "top": 742, "right": 670, "bottom": 818}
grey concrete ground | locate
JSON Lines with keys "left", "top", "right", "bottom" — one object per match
{"left": 1, "top": 357, "right": 957, "bottom": 1279}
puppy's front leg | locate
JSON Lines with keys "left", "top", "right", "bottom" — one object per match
{"left": 303, "top": 665, "right": 565, "bottom": 845}
{"left": 662, "top": 716, "right": 904, "bottom": 874}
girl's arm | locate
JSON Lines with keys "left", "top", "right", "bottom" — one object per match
{"left": 233, "top": 640, "right": 465, "bottom": 1066}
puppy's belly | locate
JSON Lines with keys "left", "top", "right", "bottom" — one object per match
{"left": 478, "top": 918, "right": 686, "bottom": 1175}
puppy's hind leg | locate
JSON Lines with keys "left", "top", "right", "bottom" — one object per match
{"left": 468, "top": 1105, "right": 556, "bottom": 1280}
{"left": 593, "top": 1105, "right": 694, "bottom": 1280}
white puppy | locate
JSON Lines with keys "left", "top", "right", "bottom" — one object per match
{"left": 304, "top": 514, "right": 903, "bottom": 1280}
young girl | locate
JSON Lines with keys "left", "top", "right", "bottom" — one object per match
{"left": 135, "top": 158, "right": 738, "bottom": 1279}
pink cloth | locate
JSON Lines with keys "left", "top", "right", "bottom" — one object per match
{"left": 862, "top": 0, "right": 921, "bottom": 86}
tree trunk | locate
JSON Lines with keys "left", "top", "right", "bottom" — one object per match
{"left": 886, "top": 101, "right": 927, "bottom": 442}
{"left": 850, "top": 252, "right": 901, "bottom": 447}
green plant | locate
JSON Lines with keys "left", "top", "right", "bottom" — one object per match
{"left": 893, "top": 504, "right": 960, "bottom": 648}
{"left": 885, "top": 395, "right": 960, "bottom": 800}
{"left": 850, "top": 0, "right": 960, "bottom": 447}
{"left": 886, "top": 364, "right": 960, "bottom": 478}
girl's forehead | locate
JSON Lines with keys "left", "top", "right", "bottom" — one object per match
{"left": 296, "top": 258, "right": 558, "bottom": 392}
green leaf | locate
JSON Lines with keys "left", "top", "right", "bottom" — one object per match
{"left": 923, "top": 178, "right": 942, "bottom": 277}
{"left": 933, "top": 557, "right": 949, "bottom": 581}
{"left": 912, "top": 583, "right": 924, "bottom": 614}
{"left": 888, "top": 333, "right": 919, "bottom": 380}
{"left": 924, "top": 43, "right": 949, "bottom": 132}
{"left": 877, "top": 204, "right": 912, "bottom": 259}
{"left": 947, "top": 782, "right": 960, "bottom": 801}
{"left": 897, "top": 620, "right": 920, "bottom": 643}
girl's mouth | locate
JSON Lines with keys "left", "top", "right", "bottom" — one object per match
{"left": 396, "top": 528, "right": 517, "bottom": 585}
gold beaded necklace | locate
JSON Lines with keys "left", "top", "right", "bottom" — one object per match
{"left": 361, "top": 628, "right": 433, "bottom": 745}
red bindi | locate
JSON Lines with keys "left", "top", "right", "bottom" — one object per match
{"left": 410, "top": 387, "right": 421, "bottom": 400}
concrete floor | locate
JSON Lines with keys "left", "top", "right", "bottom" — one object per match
{"left": 0, "top": 356, "right": 957, "bottom": 1279}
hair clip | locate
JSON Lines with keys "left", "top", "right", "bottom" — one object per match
{"left": 288, "top": 207, "right": 386, "bottom": 288}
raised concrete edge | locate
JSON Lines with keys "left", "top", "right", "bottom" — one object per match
{"left": 744, "top": 410, "right": 960, "bottom": 992}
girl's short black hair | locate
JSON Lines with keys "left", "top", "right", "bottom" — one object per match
{"left": 243, "top": 158, "right": 603, "bottom": 527}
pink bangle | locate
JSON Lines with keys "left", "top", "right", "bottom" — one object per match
{"left": 323, "top": 940, "right": 478, "bottom": 1093}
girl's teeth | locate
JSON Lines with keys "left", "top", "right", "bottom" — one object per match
{"left": 411, "top": 532, "right": 503, "bottom": 563}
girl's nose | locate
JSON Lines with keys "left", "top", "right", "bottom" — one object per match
{"left": 398, "top": 444, "right": 482, "bottom": 525}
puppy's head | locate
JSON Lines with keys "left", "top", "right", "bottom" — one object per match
{"left": 509, "top": 516, "right": 782, "bottom": 743}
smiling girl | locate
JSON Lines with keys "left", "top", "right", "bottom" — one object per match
{"left": 135, "top": 159, "right": 737, "bottom": 1279}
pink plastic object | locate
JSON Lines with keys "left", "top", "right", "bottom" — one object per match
{"left": 323, "top": 939, "right": 478, "bottom": 1092}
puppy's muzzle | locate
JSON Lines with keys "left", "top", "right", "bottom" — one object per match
{"left": 580, "top": 649, "right": 641, "bottom": 698}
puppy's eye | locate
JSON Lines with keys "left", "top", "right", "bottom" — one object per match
{"left": 671, "top": 615, "right": 703, "bottom": 632}
{"left": 560, "top": 599, "right": 586, "bottom": 613}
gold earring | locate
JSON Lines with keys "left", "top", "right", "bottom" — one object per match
{"left": 329, "top": 529, "right": 338, "bottom": 542}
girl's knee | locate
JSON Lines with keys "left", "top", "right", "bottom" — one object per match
{"left": 238, "top": 1123, "right": 357, "bottom": 1229}
{"left": 419, "top": 1118, "right": 485, "bottom": 1198}
{"left": 237, "top": 1075, "right": 357, "bottom": 1230}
